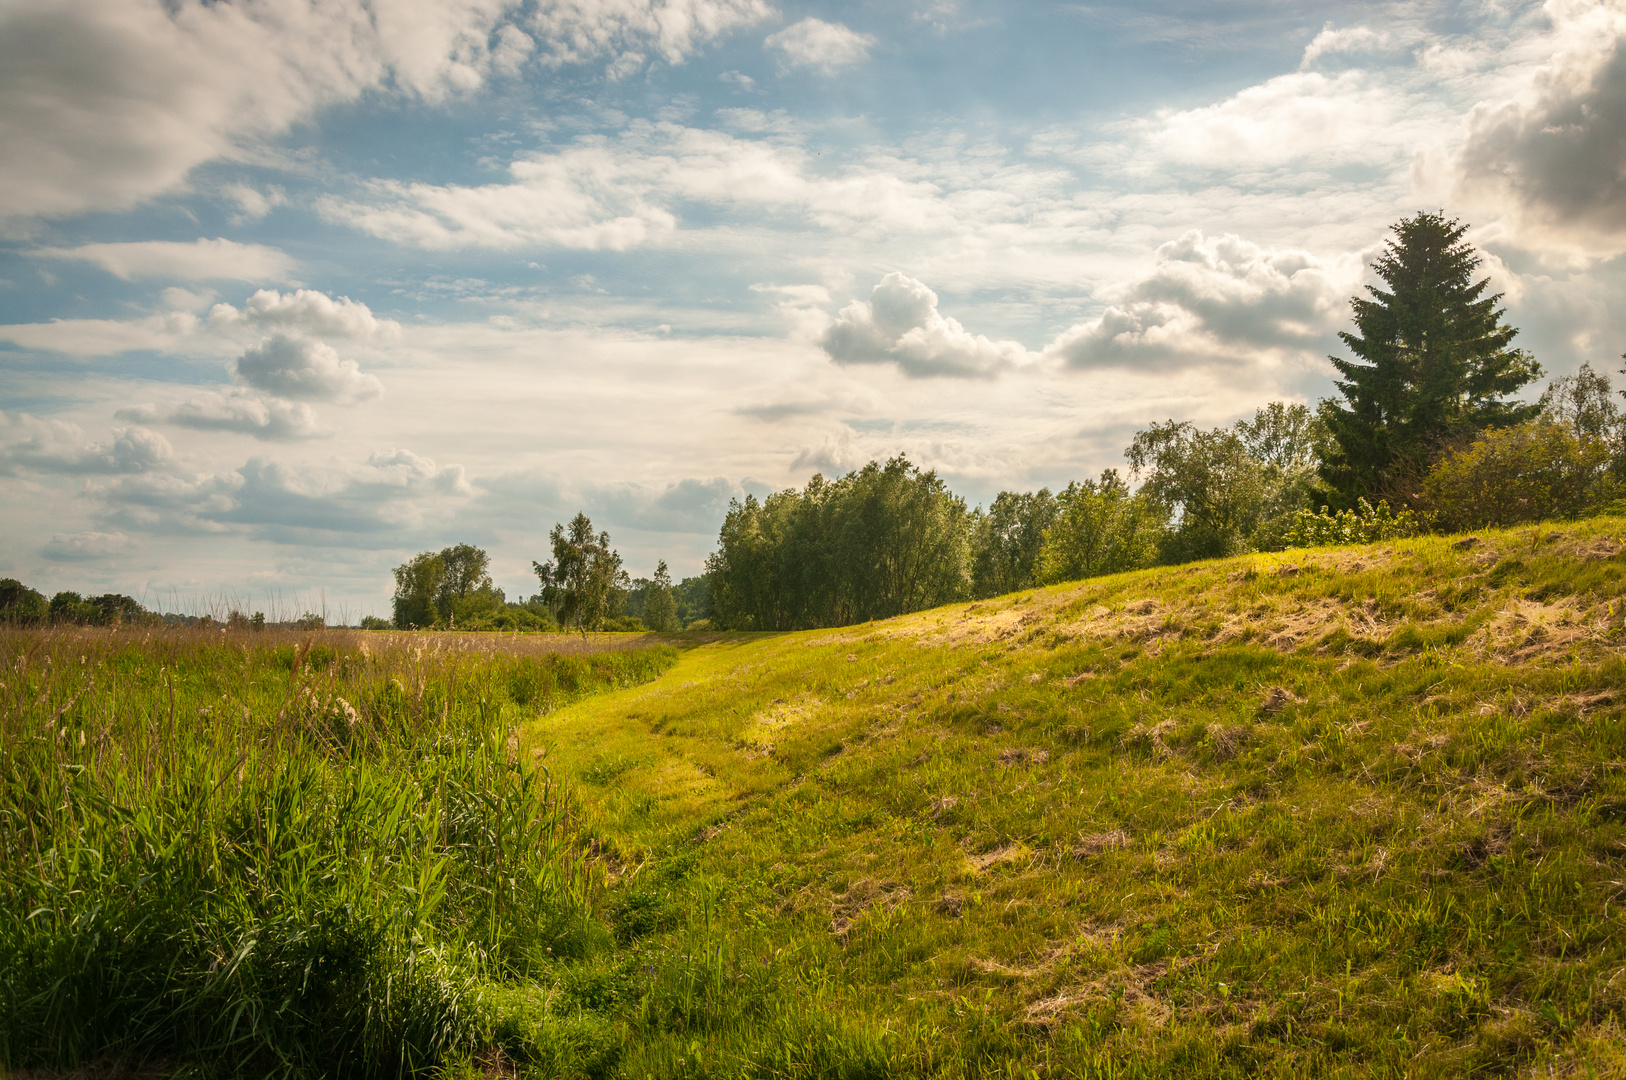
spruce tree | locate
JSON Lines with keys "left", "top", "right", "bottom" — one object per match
{"left": 1319, "top": 212, "right": 1541, "bottom": 505}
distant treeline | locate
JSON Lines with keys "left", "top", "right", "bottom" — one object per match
{"left": 386, "top": 532, "right": 708, "bottom": 634}
{"left": 704, "top": 212, "right": 1626, "bottom": 630}
{"left": 0, "top": 580, "right": 332, "bottom": 630}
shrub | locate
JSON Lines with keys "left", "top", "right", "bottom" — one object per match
{"left": 1285, "top": 498, "right": 1421, "bottom": 548}
{"left": 359, "top": 615, "right": 392, "bottom": 630}
{"left": 1423, "top": 418, "right": 1614, "bottom": 531}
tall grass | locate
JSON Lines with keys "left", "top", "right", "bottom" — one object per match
{"left": 0, "top": 627, "right": 676, "bottom": 1077}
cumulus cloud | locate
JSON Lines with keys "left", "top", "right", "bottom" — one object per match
{"left": 27, "top": 238, "right": 298, "bottom": 282}
{"left": 209, "top": 289, "right": 399, "bottom": 339}
{"left": 321, "top": 121, "right": 947, "bottom": 250}
{"left": 118, "top": 389, "right": 325, "bottom": 441}
{"left": 765, "top": 18, "right": 875, "bottom": 74}
{"left": 819, "top": 272, "right": 1031, "bottom": 378}
{"left": 42, "top": 531, "right": 133, "bottom": 561}
{"left": 1455, "top": 10, "right": 1626, "bottom": 256}
{"left": 0, "top": 417, "right": 174, "bottom": 475}
{"left": 233, "top": 335, "right": 384, "bottom": 403}
{"left": 529, "top": 0, "right": 772, "bottom": 69}
{"left": 1044, "top": 231, "right": 1354, "bottom": 372}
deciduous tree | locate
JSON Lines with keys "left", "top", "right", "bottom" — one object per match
{"left": 642, "top": 560, "right": 680, "bottom": 633}
{"left": 534, "top": 514, "right": 628, "bottom": 635}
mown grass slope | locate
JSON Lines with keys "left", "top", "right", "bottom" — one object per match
{"left": 531, "top": 518, "right": 1626, "bottom": 1078}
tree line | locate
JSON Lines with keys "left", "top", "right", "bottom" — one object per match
{"left": 375, "top": 211, "right": 1626, "bottom": 635}
{"left": 0, "top": 581, "right": 332, "bottom": 630}
{"left": 387, "top": 517, "right": 707, "bottom": 634}
{"left": 704, "top": 212, "right": 1626, "bottom": 630}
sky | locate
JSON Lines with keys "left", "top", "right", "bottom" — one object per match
{"left": 2, "top": 0, "right": 1625, "bottom": 619}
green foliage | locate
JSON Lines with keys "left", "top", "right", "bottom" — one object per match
{"left": 1034, "top": 470, "right": 1161, "bottom": 584}
{"left": 670, "top": 575, "right": 710, "bottom": 626}
{"left": 1285, "top": 497, "right": 1421, "bottom": 547}
{"left": 534, "top": 514, "right": 629, "bottom": 635}
{"left": 392, "top": 552, "right": 445, "bottom": 629}
{"left": 641, "top": 560, "right": 680, "bottom": 633}
{"left": 41, "top": 590, "right": 151, "bottom": 626}
{"left": 295, "top": 612, "right": 326, "bottom": 630}
{"left": 707, "top": 456, "right": 972, "bottom": 630}
{"left": 359, "top": 615, "right": 391, "bottom": 630}
{"left": 1320, "top": 212, "right": 1542, "bottom": 505}
{"left": 0, "top": 630, "right": 677, "bottom": 1077}
{"left": 436, "top": 544, "right": 505, "bottom": 627}
{"left": 1539, "top": 360, "right": 1623, "bottom": 443}
{"left": 0, "top": 580, "right": 47, "bottom": 625}
{"left": 391, "top": 545, "right": 508, "bottom": 631}
{"left": 1124, "top": 402, "right": 1323, "bottom": 561}
{"left": 970, "top": 488, "right": 1057, "bottom": 598}
{"left": 1424, "top": 418, "right": 1616, "bottom": 531}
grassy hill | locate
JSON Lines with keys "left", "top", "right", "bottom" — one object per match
{"left": 528, "top": 517, "right": 1626, "bottom": 1078}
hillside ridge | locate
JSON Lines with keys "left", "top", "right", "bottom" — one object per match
{"left": 527, "top": 517, "right": 1626, "bottom": 1077}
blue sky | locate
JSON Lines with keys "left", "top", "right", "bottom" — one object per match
{"left": 2, "top": 0, "right": 1624, "bottom": 618}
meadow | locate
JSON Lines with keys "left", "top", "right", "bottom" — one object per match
{"left": 8, "top": 518, "right": 1626, "bottom": 1077}
{"left": 0, "top": 628, "right": 675, "bottom": 1076}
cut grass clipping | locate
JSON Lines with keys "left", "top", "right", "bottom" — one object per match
{"left": 0, "top": 630, "right": 675, "bottom": 1076}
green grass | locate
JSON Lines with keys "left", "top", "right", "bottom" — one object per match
{"left": 527, "top": 518, "right": 1626, "bottom": 1078}
{"left": 10, "top": 519, "right": 1626, "bottom": 1077}
{"left": 0, "top": 628, "right": 676, "bottom": 1077}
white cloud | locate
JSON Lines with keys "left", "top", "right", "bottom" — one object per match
{"left": 820, "top": 272, "right": 1032, "bottom": 378}
{"left": 0, "top": 0, "right": 530, "bottom": 223}
{"left": 28, "top": 239, "right": 298, "bottom": 282}
{"left": 1299, "top": 25, "right": 1399, "bottom": 69}
{"left": 1454, "top": 6, "right": 1626, "bottom": 258}
{"left": 765, "top": 18, "right": 874, "bottom": 74}
{"left": 1044, "top": 231, "right": 1356, "bottom": 372}
{"left": 234, "top": 335, "right": 384, "bottom": 403}
{"left": 208, "top": 289, "right": 399, "bottom": 339}
{"left": 1124, "top": 69, "right": 1414, "bottom": 174}
{"left": 528, "top": 0, "right": 772, "bottom": 70}
{"left": 41, "top": 531, "right": 133, "bottom": 561}
{"left": 0, "top": 311, "right": 203, "bottom": 357}
{"left": 0, "top": 417, "right": 175, "bottom": 475}
{"left": 81, "top": 446, "right": 471, "bottom": 542}
{"left": 221, "top": 183, "right": 287, "bottom": 223}
{"left": 119, "top": 389, "right": 326, "bottom": 441}
{"left": 321, "top": 120, "right": 948, "bottom": 250}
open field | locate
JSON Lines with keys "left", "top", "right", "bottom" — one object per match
{"left": 8, "top": 518, "right": 1626, "bottom": 1077}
